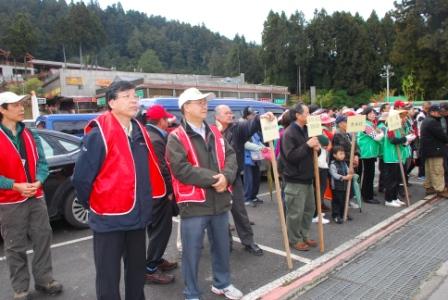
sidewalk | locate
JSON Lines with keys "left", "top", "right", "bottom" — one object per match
{"left": 289, "top": 198, "right": 448, "bottom": 300}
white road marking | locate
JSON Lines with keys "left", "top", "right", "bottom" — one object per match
{"left": 0, "top": 235, "right": 93, "bottom": 262}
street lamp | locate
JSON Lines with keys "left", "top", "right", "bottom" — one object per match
{"left": 380, "top": 65, "right": 394, "bottom": 102}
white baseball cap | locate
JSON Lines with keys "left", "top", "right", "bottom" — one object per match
{"left": 178, "top": 88, "right": 215, "bottom": 109}
{"left": 0, "top": 92, "right": 27, "bottom": 105}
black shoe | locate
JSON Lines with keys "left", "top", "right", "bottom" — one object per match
{"left": 35, "top": 280, "right": 63, "bottom": 295}
{"left": 244, "top": 243, "right": 263, "bottom": 256}
{"left": 347, "top": 215, "right": 353, "bottom": 221}
{"left": 333, "top": 217, "right": 343, "bottom": 224}
{"left": 364, "top": 198, "right": 380, "bottom": 204}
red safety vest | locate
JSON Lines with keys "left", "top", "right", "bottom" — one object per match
{"left": 85, "top": 112, "right": 166, "bottom": 215}
{"left": 168, "top": 124, "right": 227, "bottom": 203}
{"left": 0, "top": 127, "right": 43, "bottom": 204}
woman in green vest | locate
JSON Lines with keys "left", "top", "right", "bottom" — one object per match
{"left": 382, "top": 111, "right": 415, "bottom": 207}
{"left": 357, "top": 107, "right": 383, "bottom": 204}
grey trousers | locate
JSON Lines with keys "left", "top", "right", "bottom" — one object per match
{"left": 284, "top": 182, "right": 315, "bottom": 244}
{"left": 0, "top": 198, "right": 53, "bottom": 293}
{"left": 230, "top": 176, "right": 254, "bottom": 246}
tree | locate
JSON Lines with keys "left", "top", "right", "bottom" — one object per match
{"left": 3, "top": 13, "right": 37, "bottom": 60}
{"left": 138, "top": 49, "right": 163, "bottom": 73}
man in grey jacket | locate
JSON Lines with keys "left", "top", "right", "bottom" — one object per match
{"left": 166, "top": 88, "right": 242, "bottom": 300}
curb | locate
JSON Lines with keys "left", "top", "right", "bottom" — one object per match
{"left": 242, "top": 194, "right": 440, "bottom": 300}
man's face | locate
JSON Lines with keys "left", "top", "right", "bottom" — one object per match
{"left": 430, "top": 111, "right": 441, "bottom": 118}
{"left": 184, "top": 98, "right": 208, "bottom": 121}
{"left": 0, "top": 101, "right": 25, "bottom": 123}
{"left": 338, "top": 121, "right": 347, "bottom": 131}
{"left": 109, "top": 89, "right": 139, "bottom": 119}
{"left": 216, "top": 105, "right": 234, "bottom": 125}
{"left": 158, "top": 118, "right": 169, "bottom": 131}
{"left": 423, "top": 103, "right": 431, "bottom": 112}
{"left": 296, "top": 105, "right": 309, "bottom": 124}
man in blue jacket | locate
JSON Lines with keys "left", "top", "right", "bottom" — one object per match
{"left": 72, "top": 81, "right": 166, "bottom": 300}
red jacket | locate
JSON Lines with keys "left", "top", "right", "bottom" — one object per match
{"left": 85, "top": 112, "right": 166, "bottom": 215}
{"left": 0, "top": 127, "right": 43, "bottom": 204}
{"left": 169, "top": 125, "right": 226, "bottom": 203}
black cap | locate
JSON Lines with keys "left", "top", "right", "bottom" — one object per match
{"left": 429, "top": 104, "right": 441, "bottom": 112}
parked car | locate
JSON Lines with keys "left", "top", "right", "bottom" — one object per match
{"left": 36, "top": 129, "right": 88, "bottom": 228}
{"left": 35, "top": 113, "right": 99, "bottom": 137}
{"left": 139, "top": 97, "right": 285, "bottom": 125}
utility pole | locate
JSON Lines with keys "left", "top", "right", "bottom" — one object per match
{"left": 380, "top": 64, "right": 394, "bottom": 102}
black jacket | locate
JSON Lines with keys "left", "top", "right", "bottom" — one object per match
{"left": 146, "top": 124, "right": 173, "bottom": 196}
{"left": 222, "top": 116, "right": 261, "bottom": 174}
{"left": 332, "top": 129, "right": 359, "bottom": 161}
{"left": 278, "top": 122, "right": 315, "bottom": 184}
{"left": 420, "top": 116, "right": 448, "bottom": 158}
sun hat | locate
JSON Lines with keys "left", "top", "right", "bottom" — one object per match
{"left": 320, "top": 113, "right": 335, "bottom": 124}
{"left": 0, "top": 92, "right": 26, "bottom": 106}
{"left": 178, "top": 88, "right": 215, "bottom": 109}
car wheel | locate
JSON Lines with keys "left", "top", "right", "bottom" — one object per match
{"left": 64, "top": 190, "right": 89, "bottom": 228}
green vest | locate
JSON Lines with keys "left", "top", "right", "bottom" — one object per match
{"left": 377, "top": 122, "right": 386, "bottom": 157}
{"left": 383, "top": 127, "right": 408, "bottom": 164}
{"left": 357, "top": 121, "right": 380, "bottom": 159}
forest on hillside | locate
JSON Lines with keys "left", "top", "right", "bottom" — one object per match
{"left": 0, "top": 0, "right": 447, "bottom": 104}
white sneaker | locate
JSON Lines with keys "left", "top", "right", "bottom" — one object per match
{"left": 211, "top": 284, "right": 243, "bottom": 300}
{"left": 312, "top": 216, "right": 330, "bottom": 224}
{"left": 349, "top": 201, "right": 360, "bottom": 209}
{"left": 385, "top": 200, "right": 401, "bottom": 208}
{"left": 395, "top": 199, "right": 406, "bottom": 206}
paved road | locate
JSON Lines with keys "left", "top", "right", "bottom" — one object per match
{"left": 0, "top": 175, "right": 426, "bottom": 300}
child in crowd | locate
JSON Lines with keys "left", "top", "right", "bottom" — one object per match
{"left": 329, "top": 146, "right": 353, "bottom": 224}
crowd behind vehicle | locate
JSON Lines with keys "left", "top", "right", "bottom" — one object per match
{"left": 1, "top": 85, "right": 448, "bottom": 300}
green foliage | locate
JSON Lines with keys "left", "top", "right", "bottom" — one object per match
{"left": 138, "top": 49, "right": 163, "bottom": 73}
{"left": 3, "top": 12, "right": 36, "bottom": 59}
{"left": 7, "top": 77, "right": 43, "bottom": 95}
{"left": 402, "top": 73, "right": 424, "bottom": 101}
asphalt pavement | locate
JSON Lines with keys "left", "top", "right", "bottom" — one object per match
{"left": 0, "top": 175, "right": 429, "bottom": 300}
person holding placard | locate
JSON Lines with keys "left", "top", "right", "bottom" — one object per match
{"left": 357, "top": 107, "right": 383, "bottom": 204}
{"left": 278, "top": 103, "right": 320, "bottom": 251}
{"left": 382, "top": 111, "right": 414, "bottom": 207}
{"left": 420, "top": 104, "right": 448, "bottom": 198}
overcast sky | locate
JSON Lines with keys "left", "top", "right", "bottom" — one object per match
{"left": 96, "top": 0, "right": 396, "bottom": 44}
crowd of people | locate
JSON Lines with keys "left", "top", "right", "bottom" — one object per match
{"left": 1, "top": 83, "right": 448, "bottom": 300}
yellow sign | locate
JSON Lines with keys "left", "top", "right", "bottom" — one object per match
{"left": 96, "top": 79, "right": 112, "bottom": 87}
{"left": 387, "top": 111, "right": 402, "bottom": 131}
{"left": 347, "top": 115, "right": 366, "bottom": 133}
{"left": 260, "top": 118, "right": 280, "bottom": 142}
{"left": 307, "top": 116, "right": 323, "bottom": 137}
{"left": 65, "top": 76, "right": 83, "bottom": 86}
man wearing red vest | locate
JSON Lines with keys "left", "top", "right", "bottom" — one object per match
{"left": 166, "top": 88, "right": 241, "bottom": 300}
{"left": 72, "top": 81, "right": 166, "bottom": 300}
{"left": 0, "top": 92, "right": 63, "bottom": 300}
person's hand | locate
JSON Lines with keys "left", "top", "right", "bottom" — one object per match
{"left": 13, "top": 182, "right": 37, "bottom": 198}
{"left": 260, "top": 112, "right": 275, "bottom": 121}
{"left": 306, "top": 137, "right": 320, "bottom": 149}
{"left": 168, "top": 193, "right": 174, "bottom": 201}
{"left": 212, "top": 174, "right": 228, "bottom": 193}
{"left": 29, "top": 181, "right": 42, "bottom": 189}
{"left": 406, "top": 134, "right": 416, "bottom": 143}
{"left": 343, "top": 174, "right": 353, "bottom": 181}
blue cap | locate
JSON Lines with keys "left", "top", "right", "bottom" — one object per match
{"left": 335, "top": 115, "right": 347, "bottom": 124}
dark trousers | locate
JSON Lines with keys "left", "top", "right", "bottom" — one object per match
{"left": 243, "top": 164, "right": 261, "bottom": 202}
{"left": 230, "top": 176, "right": 254, "bottom": 246}
{"left": 378, "top": 158, "right": 385, "bottom": 191}
{"left": 93, "top": 229, "right": 146, "bottom": 300}
{"left": 331, "top": 190, "right": 346, "bottom": 218}
{"left": 0, "top": 198, "right": 53, "bottom": 293}
{"left": 314, "top": 168, "right": 328, "bottom": 218}
{"left": 146, "top": 198, "right": 173, "bottom": 271}
{"left": 418, "top": 157, "right": 425, "bottom": 178}
{"left": 361, "top": 158, "right": 376, "bottom": 200}
{"left": 383, "top": 163, "right": 401, "bottom": 202}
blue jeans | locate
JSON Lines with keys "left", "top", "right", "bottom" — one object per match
{"left": 181, "top": 212, "right": 231, "bottom": 299}
{"left": 243, "top": 164, "right": 261, "bottom": 202}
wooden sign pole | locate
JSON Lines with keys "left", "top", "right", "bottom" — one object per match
{"left": 269, "top": 141, "right": 293, "bottom": 269}
{"left": 313, "top": 150, "right": 325, "bottom": 253}
{"left": 343, "top": 133, "right": 356, "bottom": 222}
{"left": 396, "top": 145, "right": 411, "bottom": 206}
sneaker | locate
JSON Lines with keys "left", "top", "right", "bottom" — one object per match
{"left": 35, "top": 280, "right": 63, "bottom": 295}
{"left": 13, "top": 291, "right": 31, "bottom": 300}
{"left": 253, "top": 197, "right": 264, "bottom": 203}
{"left": 332, "top": 216, "right": 343, "bottom": 224}
{"left": 395, "top": 199, "right": 406, "bottom": 206}
{"left": 418, "top": 176, "right": 425, "bottom": 181}
{"left": 211, "top": 284, "right": 243, "bottom": 300}
{"left": 349, "top": 201, "right": 360, "bottom": 209}
{"left": 312, "top": 216, "right": 330, "bottom": 224}
{"left": 385, "top": 200, "right": 401, "bottom": 208}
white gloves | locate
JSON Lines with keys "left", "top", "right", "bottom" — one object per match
{"left": 405, "top": 134, "right": 416, "bottom": 143}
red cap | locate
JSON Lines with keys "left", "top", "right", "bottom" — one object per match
{"left": 394, "top": 100, "right": 406, "bottom": 109}
{"left": 146, "top": 105, "right": 173, "bottom": 120}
